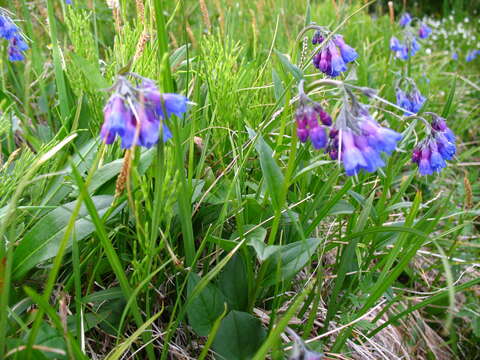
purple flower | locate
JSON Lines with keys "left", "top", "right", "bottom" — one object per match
{"left": 0, "top": 13, "right": 28, "bottom": 61}
{"left": 310, "top": 126, "right": 327, "bottom": 149}
{"left": 428, "top": 142, "right": 446, "bottom": 172}
{"left": 396, "top": 89, "right": 412, "bottom": 114}
{"left": 100, "top": 76, "right": 187, "bottom": 149}
{"left": 101, "top": 95, "right": 135, "bottom": 148}
{"left": 410, "top": 37, "right": 421, "bottom": 56}
{"left": 0, "top": 16, "right": 18, "bottom": 40}
{"left": 390, "top": 37, "right": 409, "bottom": 60}
{"left": 354, "top": 134, "right": 385, "bottom": 172}
{"left": 312, "top": 32, "right": 356, "bottom": 77}
{"left": 341, "top": 130, "right": 367, "bottom": 176}
{"left": 418, "top": 148, "right": 433, "bottom": 175}
{"left": 399, "top": 13, "right": 412, "bottom": 27}
{"left": 333, "top": 35, "right": 358, "bottom": 63}
{"left": 413, "top": 115, "right": 456, "bottom": 175}
{"left": 312, "top": 31, "right": 323, "bottom": 45}
{"left": 327, "top": 113, "right": 400, "bottom": 176}
{"left": 66, "top": 0, "right": 72, "bottom": 4}
{"left": 408, "top": 88, "right": 426, "bottom": 113}
{"left": 327, "top": 42, "right": 347, "bottom": 77}
{"left": 452, "top": 52, "right": 458, "bottom": 60}
{"left": 294, "top": 101, "right": 330, "bottom": 148}
{"left": 418, "top": 23, "right": 432, "bottom": 39}
{"left": 359, "top": 118, "right": 402, "bottom": 154}
{"left": 466, "top": 50, "right": 478, "bottom": 62}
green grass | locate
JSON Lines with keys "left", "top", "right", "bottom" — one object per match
{"left": 0, "top": 0, "right": 479, "bottom": 359}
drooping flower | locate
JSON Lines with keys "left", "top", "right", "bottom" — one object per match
{"left": 410, "top": 36, "right": 421, "bottom": 56}
{"left": 100, "top": 75, "right": 188, "bottom": 149}
{"left": 396, "top": 82, "right": 426, "bottom": 115}
{"left": 466, "top": 50, "right": 479, "bottom": 62}
{"left": 294, "top": 101, "right": 331, "bottom": 149}
{"left": 390, "top": 36, "right": 408, "bottom": 60}
{"left": 333, "top": 35, "right": 358, "bottom": 63}
{"left": 0, "top": 10, "right": 28, "bottom": 62}
{"left": 412, "top": 115, "right": 456, "bottom": 175}
{"left": 326, "top": 103, "right": 402, "bottom": 176}
{"left": 399, "top": 13, "right": 412, "bottom": 27}
{"left": 418, "top": 23, "right": 432, "bottom": 39}
{"left": 312, "top": 30, "right": 357, "bottom": 78}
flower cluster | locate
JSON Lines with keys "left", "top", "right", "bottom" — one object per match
{"left": 412, "top": 115, "right": 456, "bottom": 175}
{"left": 312, "top": 31, "right": 357, "bottom": 77}
{"left": 395, "top": 81, "right": 426, "bottom": 115}
{"left": 390, "top": 13, "right": 431, "bottom": 60}
{"left": 466, "top": 50, "right": 480, "bottom": 62}
{"left": 101, "top": 74, "right": 188, "bottom": 149}
{"left": 390, "top": 35, "right": 421, "bottom": 60}
{"left": 399, "top": 13, "right": 412, "bottom": 27}
{"left": 326, "top": 102, "right": 402, "bottom": 176}
{"left": 0, "top": 9, "right": 28, "bottom": 62}
{"left": 295, "top": 95, "right": 332, "bottom": 150}
{"left": 418, "top": 23, "right": 432, "bottom": 39}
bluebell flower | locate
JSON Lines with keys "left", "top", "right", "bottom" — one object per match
{"left": 341, "top": 130, "right": 368, "bottom": 176}
{"left": 396, "top": 89, "right": 412, "bottom": 114}
{"left": 333, "top": 35, "right": 358, "bottom": 63}
{"left": 418, "top": 148, "right": 433, "bottom": 175}
{"left": 408, "top": 88, "right": 426, "bottom": 113}
{"left": 466, "top": 50, "right": 478, "bottom": 62}
{"left": 101, "top": 95, "right": 134, "bottom": 148}
{"left": 399, "top": 13, "right": 412, "bottom": 27}
{"left": 0, "top": 12, "right": 28, "bottom": 61}
{"left": 452, "top": 52, "right": 458, "bottom": 60}
{"left": 410, "top": 36, "right": 421, "bottom": 56}
{"left": 412, "top": 115, "right": 456, "bottom": 175}
{"left": 396, "top": 81, "right": 426, "bottom": 115}
{"left": 101, "top": 75, "right": 187, "bottom": 149}
{"left": 390, "top": 37, "right": 409, "bottom": 60}
{"left": 326, "top": 104, "right": 401, "bottom": 176}
{"left": 66, "top": 0, "right": 72, "bottom": 4}
{"left": 418, "top": 23, "right": 432, "bottom": 39}
{"left": 327, "top": 42, "right": 347, "bottom": 77}
{"left": 294, "top": 96, "right": 331, "bottom": 148}
{"left": 354, "top": 134, "right": 385, "bottom": 172}
{"left": 359, "top": 117, "right": 402, "bottom": 154}
{"left": 312, "top": 31, "right": 357, "bottom": 77}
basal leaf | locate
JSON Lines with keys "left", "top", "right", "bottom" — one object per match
{"left": 12, "top": 196, "right": 114, "bottom": 280}
{"left": 212, "top": 311, "right": 266, "bottom": 360}
{"left": 186, "top": 273, "right": 226, "bottom": 336}
{"left": 263, "top": 238, "right": 321, "bottom": 286}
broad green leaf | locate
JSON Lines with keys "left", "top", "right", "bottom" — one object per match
{"left": 263, "top": 238, "right": 321, "bottom": 286}
{"left": 12, "top": 196, "right": 114, "bottom": 280}
{"left": 247, "top": 128, "right": 284, "bottom": 211}
{"left": 212, "top": 311, "right": 266, "bottom": 360}
{"left": 186, "top": 273, "right": 227, "bottom": 336}
{"left": 218, "top": 254, "right": 249, "bottom": 311}
{"left": 274, "top": 49, "right": 303, "bottom": 81}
